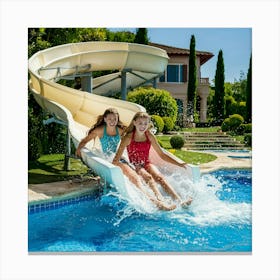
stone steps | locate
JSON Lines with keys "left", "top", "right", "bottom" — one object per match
{"left": 170, "top": 131, "right": 246, "bottom": 150}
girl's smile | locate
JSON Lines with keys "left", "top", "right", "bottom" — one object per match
{"left": 104, "top": 113, "right": 118, "bottom": 127}
{"left": 134, "top": 118, "right": 149, "bottom": 133}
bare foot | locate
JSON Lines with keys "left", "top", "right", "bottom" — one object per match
{"left": 181, "top": 197, "right": 193, "bottom": 208}
{"left": 157, "top": 201, "right": 176, "bottom": 211}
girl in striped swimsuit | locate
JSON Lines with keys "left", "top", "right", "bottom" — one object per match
{"left": 76, "top": 108, "right": 126, "bottom": 158}
{"left": 113, "top": 112, "right": 192, "bottom": 211}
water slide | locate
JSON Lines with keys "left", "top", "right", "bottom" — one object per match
{"left": 28, "top": 41, "right": 200, "bottom": 192}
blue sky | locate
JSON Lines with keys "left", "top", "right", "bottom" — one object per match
{"left": 110, "top": 28, "right": 252, "bottom": 84}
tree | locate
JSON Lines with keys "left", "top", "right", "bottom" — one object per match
{"left": 213, "top": 49, "right": 225, "bottom": 124}
{"left": 186, "top": 35, "right": 197, "bottom": 121}
{"left": 134, "top": 28, "right": 149, "bottom": 45}
{"left": 108, "top": 31, "right": 135, "bottom": 42}
{"left": 246, "top": 55, "right": 252, "bottom": 123}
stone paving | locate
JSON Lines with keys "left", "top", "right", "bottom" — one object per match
{"left": 199, "top": 150, "right": 252, "bottom": 173}
{"left": 28, "top": 177, "right": 101, "bottom": 202}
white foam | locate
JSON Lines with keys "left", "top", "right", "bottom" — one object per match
{"left": 105, "top": 171, "right": 252, "bottom": 227}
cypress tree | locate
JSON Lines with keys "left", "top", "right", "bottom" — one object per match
{"left": 186, "top": 35, "right": 197, "bottom": 122}
{"left": 213, "top": 49, "right": 225, "bottom": 124}
{"left": 246, "top": 55, "right": 252, "bottom": 123}
{"left": 134, "top": 28, "right": 149, "bottom": 45}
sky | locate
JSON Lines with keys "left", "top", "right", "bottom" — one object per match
{"left": 111, "top": 28, "right": 252, "bottom": 84}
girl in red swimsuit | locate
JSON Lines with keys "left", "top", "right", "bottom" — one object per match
{"left": 113, "top": 112, "right": 192, "bottom": 211}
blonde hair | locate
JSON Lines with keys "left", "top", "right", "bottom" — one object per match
{"left": 88, "top": 108, "right": 126, "bottom": 135}
{"left": 123, "top": 111, "right": 153, "bottom": 136}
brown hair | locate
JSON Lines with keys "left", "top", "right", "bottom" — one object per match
{"left": 122, "top": 111, "right": 153, "bottom": 136}
{"left": 87, "top": 108, "right": 126, "bottom": 135}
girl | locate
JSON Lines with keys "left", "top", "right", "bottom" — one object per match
{"left": 113, "top": 112, "right": 192, "bottom": 211}
{"left": 76, "top": 108, "right": 126, "bottom": 158}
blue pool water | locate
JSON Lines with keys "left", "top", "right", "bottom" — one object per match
{"left": 28, "top": 169, "right": 252, "bottom": 253}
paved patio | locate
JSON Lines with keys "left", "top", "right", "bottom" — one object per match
{"left": 199, "top": 150, "right": 252, "bottom": 173}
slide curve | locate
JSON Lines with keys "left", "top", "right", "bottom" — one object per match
{"left": 28, "top": 41, "right": 200, "bottom": 190}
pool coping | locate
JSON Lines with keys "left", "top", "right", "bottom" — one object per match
{"left": 28, "top": 177, "right": 101, "bottom": 204}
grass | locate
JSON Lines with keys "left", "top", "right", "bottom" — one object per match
{"left": 156, "top": 136, "right": 216, "bottom": 165}
{"left": 172, "top": 150, "right": 216, "bottom": 165}
{"left": 28, "top": 154, "right": 91, "bottom": 184}
{"left": 28, "top": 146, "right": 216, "bottom": 184}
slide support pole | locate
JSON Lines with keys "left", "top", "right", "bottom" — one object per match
{"left": 63, "top": 127, "right": 71, "bottom": 171}
{"left": 121, "top": 70, "right": 127, "bottom": 100}
{"left": 81, "top": 72, "right": 92, "bottom": 93}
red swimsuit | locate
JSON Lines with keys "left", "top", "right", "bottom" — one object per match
{"left": 127, "top": 130, "right": 151, "bottom": 169}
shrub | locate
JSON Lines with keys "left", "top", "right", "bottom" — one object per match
{"left": 151, "top": 115, "right": 164, "bottom": 133}
{"left": 236, "top": 123, "right": 252, "bottom": 135}
{"left": 221, "top": 118, "right": 231, "bottom": 132}
{"left": 244, "top": 133, "right": 252, "bottom": 147}
{"left": 127, "top": 87, "right": 178, "bottom": 123}
{"left": 225, "top": 95, "right": 236, "bottom": 116}
{"left": 162, "top": 116, "right": 174, "bottom": 133}
{"left": 28, "top": 134, "right": 42, "bottom": 161}
{"left": 221, "top": 114, "right": 244, "bottom": 133}
{"left": 170, "top": 135, "right": 185, "bottom": 149}
{"left": 236, "top": 101, "right": 247, "bottom": 119}
{"left": 225, "top": 96, "right": 247, "bottom": 120}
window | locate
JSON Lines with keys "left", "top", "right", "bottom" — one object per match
{"left": 160, "top": 64, "right": 187, "bottom": 83}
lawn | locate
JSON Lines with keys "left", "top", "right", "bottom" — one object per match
{"left": 156, "top": 135, "right": 216, "bottom": 165}
{"left": 28, "top": 147, "right": 216, "bottom": 184}
{"left": 28, "top": 154, "right": 91, "bottom": 184}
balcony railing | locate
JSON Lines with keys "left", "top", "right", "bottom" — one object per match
{"left": 199, "top": 78, "right": 209, "bottom": 84}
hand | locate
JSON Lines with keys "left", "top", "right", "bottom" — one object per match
{"left": 75, "top": 149, "right": 81, "bottom": 158}
{"left": 179, "top": 162, "right": 188, "bottom": 169}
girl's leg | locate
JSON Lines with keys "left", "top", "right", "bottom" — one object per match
{"left": 146, "top": 164, "right": 180, "bottom": 200}
{"left": 115, "top": 162, "right": 142, "bottom": 187}
{"left": 137, "top": 167, "right": 164, "bottom": 201}
{"left": 115, "top": 162, "right": 175, "bottom": 211}
{"left": 146, "top": 164, "right": 192, "bottom": 207}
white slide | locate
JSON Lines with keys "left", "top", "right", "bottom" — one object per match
{"left": 28, "top": 41, "right": 200, "bottom": 190}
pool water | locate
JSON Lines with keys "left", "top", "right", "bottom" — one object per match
{"left": 28, "top": 169, "right": 252, "bottom": 253}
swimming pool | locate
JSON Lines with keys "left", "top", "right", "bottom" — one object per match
{"left": 28, "top": 169, "right": 252, "bottom": 253}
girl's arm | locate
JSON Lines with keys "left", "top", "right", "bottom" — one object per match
{"left": 148, "top": 131, "right": 187, "bottom": 168}
{"left": 75, "top": 130, "right": 97, "bottom": 157}
{"left": 112, "top": 134, "right": 130, "bottom": 165}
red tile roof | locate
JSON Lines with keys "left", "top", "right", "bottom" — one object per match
{"left": 149, "top": 42, "right": 214, "bottom": 65}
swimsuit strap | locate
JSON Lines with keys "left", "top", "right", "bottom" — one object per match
{"left": 103, "top": 125, "right": 107, "bottom": 136}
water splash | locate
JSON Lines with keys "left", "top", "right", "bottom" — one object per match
{"left": 102, "top": 169, "right": 251, "bottom": 228}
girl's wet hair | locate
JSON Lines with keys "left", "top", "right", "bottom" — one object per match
{"left": 87, "top": 108, "right": 126, "bottom": 135}
{"left": 123, "top": 111, "right": 153, "bottom": 136}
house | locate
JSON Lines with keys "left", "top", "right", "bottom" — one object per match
{"left": 149, "top": 42, "right": 214, "bottom": 126}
